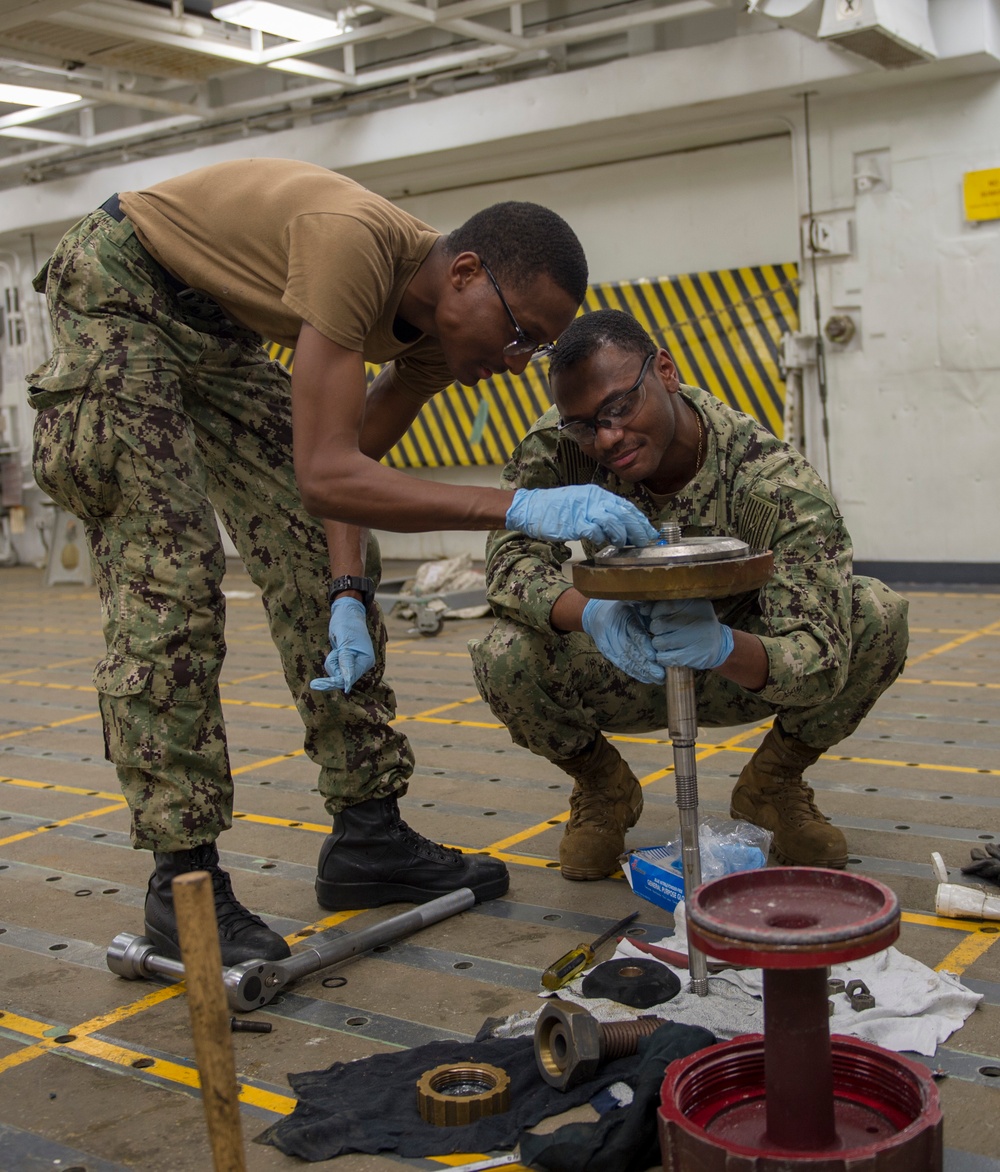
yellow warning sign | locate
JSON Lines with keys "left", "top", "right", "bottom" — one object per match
{"left": 963, "top": 168, "right": 1000, "bottom": 222}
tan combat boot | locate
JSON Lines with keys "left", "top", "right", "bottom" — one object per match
{"left": 730, "top": 724, "right": 848, "bottom": 868}
{"left": 555, "top": 735, "right": 644, "bottom": 881}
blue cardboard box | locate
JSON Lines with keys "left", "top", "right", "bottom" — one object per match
{"left": 624, "top": 823, "right": 770, "bottom": 912}
{"left": 624, "top": 846, "right": 686, "bottom": 913}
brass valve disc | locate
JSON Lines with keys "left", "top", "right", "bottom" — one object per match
{"left": 573, "top": 536, "right": 774, "bottom": 602}
{"left": 416, "top": 1061, "right": 511, "bottom": 1126}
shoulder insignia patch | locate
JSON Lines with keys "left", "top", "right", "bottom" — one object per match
{"left": 740, "top": 493, "right": 779, "bottom": 552}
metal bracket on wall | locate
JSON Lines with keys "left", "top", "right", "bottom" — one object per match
{"left": 780, "top": 332, "right": 818, "bottom": 373}
{"left": 779, "top": 333, "right": 818, "bottom": 455}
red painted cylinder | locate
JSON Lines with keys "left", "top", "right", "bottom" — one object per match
{"left": 762, "top": 968, "right": 835, "bottom": 1149}
{"left": 660, "top": 869, "right": 942, "bottom": 1167}
{"left": 658, "top": 1035, "right": 943, "bottom": 1170}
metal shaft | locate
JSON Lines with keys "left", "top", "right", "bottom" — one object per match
{"left": 109, "top": 887, "right": 478, "bottom": 1012}
{"left": 278, "top": 886, "right": 476, "bottom": 981}
{"left": 666, "top": 664, "right": 709, "bottom": 995}
{"left": 571, "top": 525, "right": 774, "bottom": 1002}
{"left": 138, "top": 948, "right": 187, "bottom": 982}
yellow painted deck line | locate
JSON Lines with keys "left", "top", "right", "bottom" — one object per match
{"left": 0, "top": 676, "right": 305, "bottom": 710}
{"left": 0, "top": 989, "right": 185, "bottom": 1075}
{"left": 676, "top": 745, "right": 1000, "bottom": 777}
{"left": 904, "top": 591, "right": 1000, "bottom": 599}
{"left": 906, "top": 618, "right": 1000, "bottom": 668}
{"left": 0, "top": 916, "right": 373, "bottom": 1100}
{"left": 902, "top": 911, "right": 994, "bottom": 931}
{"left": 72, "top": 1033, "right": 298, "bottom": 1115}
{"left": 0, "top": 655, "right": 96, "bottom": 675}
{"left": 818, "top": 753, "right": 1000, "bottom": 777}
{"left": 0, "top": 678, "right": 92, "bottom": 693}
{"left": 431, "top": 1159, "right": 528, "bottom": 1169}
{"left": 935, "top": 929, "right": 1000, "bottom": 975}
{"left": 0, "top": 711, "right": 100, "bottom": 740}
{"left": 232, "top": 811, "right": 329, "bottom": 832}
{"left": 398, "top": 649, "right": 480, "bottom": 660}
{"left": 77, "top": 983, "right": 189, "bottom": 1029}
{"left": 0, "top": 1009, "right": 52, "bottom": 1041}
{"left": 217, "top": 696, "right": 298, "bottom": 710}
{"left": 909, "top": 627, "right": 995, "bottom": 635}
{"left": 0, "top": 800, "right": 125, "bottom": 847}
{"left": 486, "top": 724, "right": 773, "bottom": 854}
{"left": 399, "top": 695, "right": 483, "bottom": 718}
{"left": 408, "top": 715, "right": 504, "bottom": 729}
{"left": 0, "top": 774, "right": 121, "bottom": 799}
{"left": 3, "top": 779, "right": 993, "bottom": 925}
{"left": 0, "top": 1044, "right": 50, "bottom": 1075}
{"left": 221, "top": 671, "right": 284, "bottom": 685}
{"left": 304, "top": 908, "right": 366, "bottom": 930}
{"left": 231, "top": 749, "right": 305, "bottom": 775}
{"left": 1, "top": 671, "right": 989, "bottom": 721}
{"left": 0, "top": 1005, "right": 297, "bottom": 1114}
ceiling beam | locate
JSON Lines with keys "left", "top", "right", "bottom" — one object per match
{"left": 0, "top": 108, "right": 202, "bottom": 169}
{"left": 0, "top": 125, "right": 82, "bottom": 144}
{"left": 0, "top": 0, "right": 85, "bottom": 34}
{"left": 48, "top": 9, "right": 260, "bottom": 65}
{"left": 0, "top": 70, "right": 204, "bottom": 117}
{"left": 0, "top": 100, "right": 85, "bottom": 130}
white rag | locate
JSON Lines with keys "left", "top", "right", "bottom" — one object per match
{"left": 498, "top": 902, "right": 982, "bottom": 1057}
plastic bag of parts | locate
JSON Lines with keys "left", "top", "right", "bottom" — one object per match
{"left": 667, "top": 816, "right": 772, "bottom": 879}
{"left": 624, "top": 817, "right": 772, "bottom": 911}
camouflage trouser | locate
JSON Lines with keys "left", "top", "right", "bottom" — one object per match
{"left": 469, "top": 576, "right": 908, "bottom": 762}
{"left": 27, "top": 207, "right": 412, "bottom": 852}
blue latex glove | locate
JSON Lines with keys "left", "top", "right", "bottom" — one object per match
{"left": 506, "top": 486, "right": 657, "bottom": 547}
{"left": 646, "top": 598, "right": 734, "bottom": 671}
{"left": 581, "top": 598, "right": 665, "bottom": 685}
{"left": 310, "top": 597, "right": 374, "bottom": 695}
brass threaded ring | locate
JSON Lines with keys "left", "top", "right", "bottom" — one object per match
{"left": 416, "top": 1062, "right": 511, "bottom": 1126}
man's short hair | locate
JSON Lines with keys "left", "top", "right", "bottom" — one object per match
{"left": 548, "top": 309, "right": 654, "bottom": 378}
{"left": 445, "top": 203, "right": 588, "bottom": 304}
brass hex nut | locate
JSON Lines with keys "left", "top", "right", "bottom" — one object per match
{"left": 534, "top": 1000, "right": 603, "bottom": 1090}
{"left": 846, "top": 979, "right": 876, "bottom": 1012}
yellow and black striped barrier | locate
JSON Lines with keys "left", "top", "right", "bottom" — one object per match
{"left": 267, "top": 262, "right": 799, "bottom": 469}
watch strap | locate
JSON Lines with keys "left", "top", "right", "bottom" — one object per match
{"left": 328, "top": 575, "right": 375, "bottom": 609}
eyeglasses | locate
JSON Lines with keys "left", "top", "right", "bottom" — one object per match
{"left": 557, "top": 351, "right": 655, "bottom": 445}
{"left": 481, "top": 260, "right": 554, "bottom": 358}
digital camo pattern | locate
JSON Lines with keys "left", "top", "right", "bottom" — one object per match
{"left": 28, "top": 209, "right": 411, "bottom": 851}
{"left": 471, "top": 387, "right": 908, "bottom": 758}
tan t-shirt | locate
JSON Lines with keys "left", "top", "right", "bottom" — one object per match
{"left": 119, "top": 158, "right": 452, "bottom": 400}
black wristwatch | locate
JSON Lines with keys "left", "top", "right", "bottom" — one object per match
{"left": 328, "top": 575, "right": 375, "bottom": 609}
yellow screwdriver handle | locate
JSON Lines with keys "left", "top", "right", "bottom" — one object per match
{"left": 540, "top": 911, "right": 640, "bottom": 991}
{"left": 541, "top": 945, "right": 593, "bottom": 991}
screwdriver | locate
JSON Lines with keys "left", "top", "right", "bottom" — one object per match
{"left": 541, "top": 910, "right": 640, "bottom": 991}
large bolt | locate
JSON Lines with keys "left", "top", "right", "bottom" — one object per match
{"left": 534, "top": 1000, "right": 665, "bottom": 1090}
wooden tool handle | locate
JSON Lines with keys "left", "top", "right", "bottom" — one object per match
{"left": 173, "top": 870, "right": 247, "bottom": 1172}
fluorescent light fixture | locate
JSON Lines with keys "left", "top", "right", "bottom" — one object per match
{"left": 212, "top": 1, "right": 346, "bottom": 40}
{"left": 0, "top": 83, "right": 81, "bottom": 108}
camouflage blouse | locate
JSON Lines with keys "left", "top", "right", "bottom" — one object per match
{"left": 484, "top": 386, "right": 853, "bottom": 706}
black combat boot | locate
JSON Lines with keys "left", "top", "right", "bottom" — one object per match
{"left": 144, "top": 842, "right": 291, "bottom": 964}
{"left": 315, "top": 794, "right": 509, "bottom": 910}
